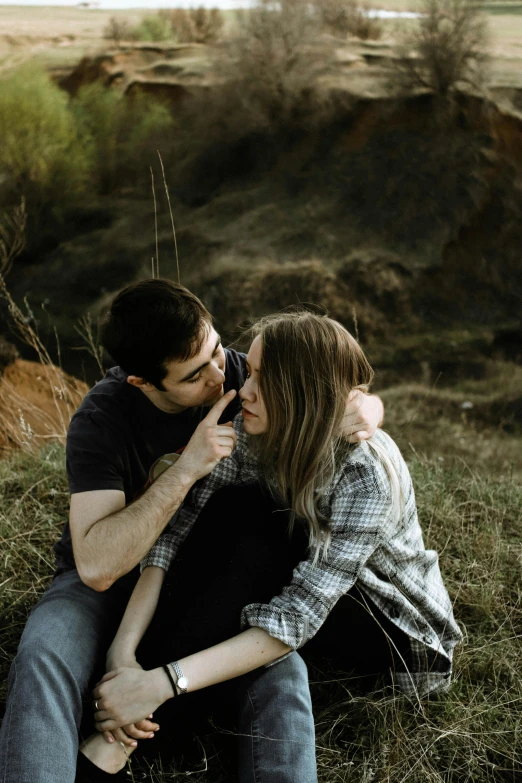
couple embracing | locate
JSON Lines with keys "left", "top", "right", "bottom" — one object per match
{"left": 0, "top": 279, "right": 462, "bottom": 782}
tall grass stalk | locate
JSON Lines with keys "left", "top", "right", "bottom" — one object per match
{"left": 157, "top": 151, "right": 180, "bottom": 284}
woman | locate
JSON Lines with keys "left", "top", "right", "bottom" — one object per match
{"left": 80, "top": 311, "right": 462, "bottom": 780}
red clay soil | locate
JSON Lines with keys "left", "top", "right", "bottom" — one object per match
{"left": 0, "top": 359, "right": 87, "bottom": 454}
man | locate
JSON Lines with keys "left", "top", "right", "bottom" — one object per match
{"left": 0, "top": 279, "right": 383, "bottom": 783}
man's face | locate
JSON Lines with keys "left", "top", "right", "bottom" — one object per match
{"left": 128, "top": 326, "right": 226, "bottom": 414}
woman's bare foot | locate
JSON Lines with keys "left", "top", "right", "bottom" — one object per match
{"left": 80, "top": 732, "right": 134, "bottom": 774}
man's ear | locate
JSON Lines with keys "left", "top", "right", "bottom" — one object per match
{"left": 127, "top": 375, "right": 156, "bottom": 392}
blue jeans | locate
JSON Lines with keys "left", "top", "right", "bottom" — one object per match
{"left": 0, "top": 569, "right": 317, "bottom": 783}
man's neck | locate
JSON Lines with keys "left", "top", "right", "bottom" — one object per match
{"left": 140, "top": 387, "right": 189, "bottom": 415}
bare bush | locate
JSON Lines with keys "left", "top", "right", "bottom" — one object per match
{"left": 103, "top": 16, "right": 132, "bottom": 46}
{"left": 190, "top": 7, "right": 224, "bottom": 43}
{"left": 392, "top": 0, "right": 489, "bottom": 97}
{"left": 160, "top": 7, "right": 224, "bottom": 44}
{"left": 314, "top": 0, "right": 382, "bottom": 41}
{"left": 161, "top": 9, "right": 195, "bottom": 42}
{"left": 214, "top": 0, "right": 331, "bottom": 129}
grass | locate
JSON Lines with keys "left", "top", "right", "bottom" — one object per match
{"left": 0, "top": 376, "right": 520, "bottom": 781}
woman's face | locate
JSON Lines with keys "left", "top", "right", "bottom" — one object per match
{"left": 239, "top": 336, "right": 268, "bottom": 435}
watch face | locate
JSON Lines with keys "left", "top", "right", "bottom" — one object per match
{"left": 177, "top": 676, "right": 189, "bottom": 690}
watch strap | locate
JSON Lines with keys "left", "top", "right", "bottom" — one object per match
{"left": 170, "top": 660, "right": 188, "bottom": 694}
{"left": 162, "top": 664, "right": 178, "bottom": 698}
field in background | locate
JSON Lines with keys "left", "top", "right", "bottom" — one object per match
{"left": 2, "top": 3, "right": 522, "bottom": 79}
{"left": 0, "top": 6, "right": 237, "bottom": 69}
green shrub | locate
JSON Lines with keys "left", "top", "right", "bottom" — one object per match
{"left": 72, "top": 83, "right": 174, "bottom": 192}
{"left": 131, "top": 12, "right": 173, "bottom": 42}
{"left": 0, "top": 65, "right": 92, "bottom": 211}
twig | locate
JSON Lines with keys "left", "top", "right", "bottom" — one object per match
{"left": 73, "top": 313, "right": 105, "bottom": 379}
{"left": 0, "top": 199, "right": 26, "bottom": 279}
{"left": 157, "top": 150, "right": 180, "bottom": 284}
{"left": 150, "top": 166, "right": 159, "bottom": 278}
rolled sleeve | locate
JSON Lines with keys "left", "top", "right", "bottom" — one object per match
{"left": 140, "top": 531, "right": 179, "bottom": 572}
{"left": 241, "top": 463, "right": 391, "bottom": 648}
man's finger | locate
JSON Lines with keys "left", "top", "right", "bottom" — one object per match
{"left": 203, "top": 389, "right": 236, "bottom": 425}
{"left": 113, "top": 727, "right": 137, "bottom": 747}
{"left": 95, "top": 719, "right": 118, "bottom": 733}
{"left": 122, "top": 724, "right": 155, "bottom": 741}
{"left": 347, "top": 430, "right": 369, "bottom": 444}
{"left": 343, "top": 418, "right": 366, "bottom": 430}
{"left": 135, "top": 718, "right": 159, "bottom": 732}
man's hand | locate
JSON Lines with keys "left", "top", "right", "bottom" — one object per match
{"left": 94, "top": 666, "right": 172, "bottom": 733}
{"left": 342, "top": 390, "right": 384, "bottom": 443}
{"left": 176, "top": 389, "right": 237, "bottom": 482}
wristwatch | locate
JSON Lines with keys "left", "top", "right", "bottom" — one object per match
{"left": 171, "top": 661, "right": 189, "bottom": 694}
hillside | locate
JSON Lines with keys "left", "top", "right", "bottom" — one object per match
{"left": 0, "top": 4, "right": 520, "bottom": 395}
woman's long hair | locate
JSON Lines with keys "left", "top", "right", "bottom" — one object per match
{"left": 246, "top": 310, "right": 401, "bottom": 562}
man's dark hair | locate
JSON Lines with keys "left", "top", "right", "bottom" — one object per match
{"left": 101, "top": 279, "right": 212, "bottom": 390}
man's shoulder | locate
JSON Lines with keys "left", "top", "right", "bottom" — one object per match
{"left": 69, "top": 367, "right": 132, "bottom": 433}
{"left": 224, "top": 348, "right": 246, "bottom": 392}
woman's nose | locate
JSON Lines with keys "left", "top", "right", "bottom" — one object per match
{"left": 239, "top": 379, "right": 255, "bottom": 401}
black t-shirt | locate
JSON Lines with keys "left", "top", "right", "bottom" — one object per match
{"left": 54, "top": 348, "right": 246, "bottom": 570}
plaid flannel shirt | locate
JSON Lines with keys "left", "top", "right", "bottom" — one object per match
{"left": 141, "top": 416, "right": 462, "bottom": 698}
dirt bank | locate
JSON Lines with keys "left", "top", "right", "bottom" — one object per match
{"left": 0, "top": 360, "right": 87, "bottom": 453}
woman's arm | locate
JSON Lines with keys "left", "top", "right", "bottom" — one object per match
{"left": 106, "top": 566, "right": 166, "bottom": 670}
{"left": 94, "top": 628, "right": 290, "bottom": 732}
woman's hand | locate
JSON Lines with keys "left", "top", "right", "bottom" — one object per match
{"left": 93, "top": 666, "right": 172, "bottom": 733}
{"left": 100, "top": 657, "right": 161, "bottom": 746}
{"left": 342, "top": 390, "right": 384, "bottom": 443}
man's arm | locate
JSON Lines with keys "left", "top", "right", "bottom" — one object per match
{"left": 343, "top": 390, "right": 384, "bottom": 443}
{"left": 70, "top": 468, "right": 193, "bottom": 592}
{"left": 70, "top": 389, "right": 238, "bottom": 592}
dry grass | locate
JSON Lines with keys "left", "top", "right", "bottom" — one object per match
{"left": 0, "top": 385, "right": 520, "bottom": 781}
